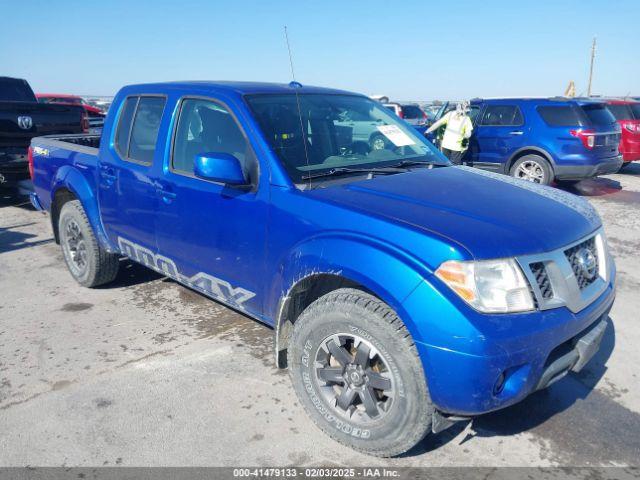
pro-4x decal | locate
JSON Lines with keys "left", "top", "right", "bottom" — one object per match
{"left": 118, "top": 237, "right": 256, "bottom": 306}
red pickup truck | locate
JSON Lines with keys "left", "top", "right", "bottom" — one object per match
{"left": 604, "top": 99, "right": 640, "bottom": 166}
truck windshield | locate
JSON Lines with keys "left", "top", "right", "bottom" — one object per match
{"left": 246, "top": 94, "right": 447, "bottom": 184}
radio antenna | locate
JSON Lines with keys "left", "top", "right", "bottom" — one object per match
{"left": 284, "top": 26, "right": 297, "bottom": 81}
{"left": 283, "top": 26, "right": 311, "bottom": 188}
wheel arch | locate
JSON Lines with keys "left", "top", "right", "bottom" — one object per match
{"left": 50, "top": 166, "right": 113, "bottom": 251}
{"left": 506, "top": 146, "right": 555, "bottom": 174}
{"left": 271, "top": 236, "right": 427, "bottom": 368}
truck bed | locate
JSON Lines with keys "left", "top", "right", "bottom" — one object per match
{"left": 30, "top": 134, "right": 102, "bottom": 213}
{"left": 37, "top": 133, "right": 102, "bottom": 150}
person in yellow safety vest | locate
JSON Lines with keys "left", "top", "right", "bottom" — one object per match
{"left": 425, "top": 101, "right": 473, "bottom": 165}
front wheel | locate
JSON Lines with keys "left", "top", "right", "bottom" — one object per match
{"left": 510, "top": 155, "right": 553, "bottom": 185}
{"left": 288, "top": 288, "right": 433, "bottom": 457}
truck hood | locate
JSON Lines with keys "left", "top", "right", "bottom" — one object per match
{"left": 309, "top": 166, "right": 601, "bottom": 259}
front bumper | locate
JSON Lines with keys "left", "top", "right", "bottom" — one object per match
{"left": 412, "top": 285, "right": 614, "bottom": 416}
{"left": 554, "top": 155, "right": 623, "bottom": 179}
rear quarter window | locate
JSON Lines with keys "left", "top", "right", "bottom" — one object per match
{"left": 630, "top": 103, "right": 640, "bottom": 119}
{"left": 536, "top": 106, "right": 585, "bottom": 127}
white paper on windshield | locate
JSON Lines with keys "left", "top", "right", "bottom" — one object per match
{"left": 376, "top": 125, "right": 416, "bottom": 147}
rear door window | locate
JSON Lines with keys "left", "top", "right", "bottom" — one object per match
{"left": 480, "top": 105, "right": 523, "bottom": 126}
{"left": 115, "top": 97, "right": 138, "bottom": 157}
{"left": 537, "top": 106, "right": 585, "bottom": 127}
{"left": 124, "top": 96, "right": 166, "bottom": 165}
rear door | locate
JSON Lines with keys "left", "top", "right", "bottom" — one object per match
{"left": 472, "top": 104, "right": 526, "bottom": 170}
{"left": 97, "top": 95, "right": 166, "bottom": 252}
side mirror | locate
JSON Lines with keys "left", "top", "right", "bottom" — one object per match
{"left": 194, "top": 152, "right": 247, "bottom": 185}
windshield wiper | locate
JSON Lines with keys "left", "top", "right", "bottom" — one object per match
{"left": 301, "top": 166, "right": 404, "bottom": 181}
{"left": 388, "top": 159, "right": 445, "bottom": 169}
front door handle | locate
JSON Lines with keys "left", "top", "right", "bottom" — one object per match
{"left": 509, "top": 131, "right": 524, "bottom": 136}
{"left": 157, "top": 187, "right": 177, "bottom": 203}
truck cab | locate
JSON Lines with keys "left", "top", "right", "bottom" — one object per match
{"left": 30, "top": 81, "right": 616, "bottom": 457}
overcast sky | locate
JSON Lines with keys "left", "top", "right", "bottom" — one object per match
{"left": 2, "top": 0, "right": 638, "bottom": 100}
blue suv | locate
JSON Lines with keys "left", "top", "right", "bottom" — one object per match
{"left": 466, "top": 98, "right": 623, "bottom": 185}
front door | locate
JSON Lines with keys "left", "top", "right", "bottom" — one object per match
{"left": 472, "top": 104, "right": 526, "bottom": 171}
{"left": 153, "top": 97, "right": 268, "bottom": 318}
{"left": 97, "top": 95, "right": 166, "bottom": 252}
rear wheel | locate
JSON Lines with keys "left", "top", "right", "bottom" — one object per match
{"left": 510, "top": 154, "right": 553, "bottom": 185}
{"left": 288, "top": 288, "right": 433, "bottom": 457}
{"left": 59, "top": 200, "right": 119, "bottom": 287}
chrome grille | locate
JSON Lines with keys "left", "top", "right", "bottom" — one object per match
{"left": 564, "top": 237, "right": 599, "bottom": 290}
{"left": 518, "top": 229, "right": 610, "bottom": 314}
{"left": 530, "top": 262, "right": 553, "bottom": 299}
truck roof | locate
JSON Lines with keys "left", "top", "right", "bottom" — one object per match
{"left": 121, "top": 81, "right": 361, "bottom": 97}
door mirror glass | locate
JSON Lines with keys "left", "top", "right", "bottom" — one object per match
{"left": 194, "top": 152, "right": 247, "bottom": 185}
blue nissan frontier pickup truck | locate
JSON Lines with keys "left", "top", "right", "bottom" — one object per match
{"left": 29, "top": 81, "right": 616, "bottom": 457}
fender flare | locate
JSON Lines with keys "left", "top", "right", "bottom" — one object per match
{"left": 50, "top": 166, "right": 114, "bottom": 251}
{"left": 270, "top": 233, "right": 431, "bottom": 367}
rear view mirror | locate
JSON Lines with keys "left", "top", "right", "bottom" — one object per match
{"left": 194, "top": 152, "right": 247, "bottom": 185}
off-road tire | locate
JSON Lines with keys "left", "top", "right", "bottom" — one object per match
{"left": 288, "top": 288, "right": 433, "bottom": 457}
{"left": 59, "top": 200, "right": 119, "bottom": 287}
{"left": 510, "top": 154, "right": 554, "bottom": 185}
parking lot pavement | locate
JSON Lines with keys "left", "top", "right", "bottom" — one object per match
{"left": 1, "top": 166, "right": 640, "bottom": 467}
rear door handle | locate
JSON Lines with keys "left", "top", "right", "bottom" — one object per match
{"left": 509, "top": 131, "right": 524, "bottom": 136}
{"left": 99, "top": 165, "right": 116, "bottom": 178}
{"left": 99, "top": 166, "right": 116, "bottom": 186}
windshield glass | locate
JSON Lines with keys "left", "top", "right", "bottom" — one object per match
{"left": 606, "top": 104, "right": 633, "bottom": 121}
{"left": 401, "top": 105, "right": 424, "bottom": 119}
{"left": 246, "top": 94, "right": 447, "bottom": 184}
{"left": 628, "top": 103, "right": 640, "bottom": 120}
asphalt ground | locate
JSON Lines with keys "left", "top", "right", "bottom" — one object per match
{"left": 1, "top": 165, "right": 639, "bottom": 467}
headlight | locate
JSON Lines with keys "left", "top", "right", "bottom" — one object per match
{"left": 435, "top": 258, "right": 535, "bottom": 313}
